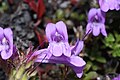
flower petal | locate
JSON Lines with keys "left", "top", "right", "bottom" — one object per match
{"left": 100, "top": 2, "right": 109, "bottom": 12}
{"left": 97, "top": 9, "right": 105, "bottom": 23}
{"left": 68, "top": 55, "right": 86, "bottom": 78}
{"left": 3, "top": 28, "right": 13, "bottom": 59}
{"left": 62, "top": 42, "right": 71, "bottom": 57}
{"left": 109, "top": 0, "right": 115, "bottom": 10}
{"left": 36, "top": 52, "right": 67, "bottom": 63}
{"left": 35, "top": 52, "right": 48, "bottom": 63}
{"left": 49, "top": 55, "right": 67, "bottom": 63}
{"left": 92, "top": 24, "right": 100, "bottom": 36}
{"left": 4, "top": 28, "right": 13, "bottom": 49}
{"left": 98, "top": 0, "right": 102, "bottom": 7}
{"left": 52, "top": 43, "right": 63, "bottom": 57}
{"left": 115, "top": 4, "right": 120, "bottom": 10}
{"left": 46, "top": 23, "right": 56, "bottom": 42}
{"left": 85, "top": 23, "right": 92, "bottom": 34}
{"left": 0, "top": 45, "right": 4, "bottom": 51}
{"left": 0, "top": 27, "right": 4, "bottom": 40}
{"left": 56, "top": 21, "right": 68, "bottom": 42}
{"left": 69, "top": 55, "right": 86, "bottom": 67}
{"left": 49, "top": 55, "right": 86, "bottom": 78}
{"left": 34, "top": 49, "right": 52, "bottom": 63}
{"left": 101, "top": 24, "right": 107, "bottom": 37}
{"left": 71, "top": 40, "right": 84, "bottom": 55}
{"left": 76, "top": 72, "right": 83, "bottom": 78}
{"left": 115, "top": 1, "right": 120, "bottom": 10}
{"left": 88, "top": 8, "right": 97, "bottom": 22}
{"left": 1, "top": 50, "right": 12, "bottom": 59}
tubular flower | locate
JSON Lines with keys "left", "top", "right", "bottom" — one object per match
{"left": 32, "top": 21, "right": 86, "bottom": 78}
{"left": 86, "top": 8, "right": 107, "bottom": 37}
{"left": 98, "top": 0, "right": 120, "bottom": 12}
{"left": 0, "top": 27, "right": 13, "bottom": 59}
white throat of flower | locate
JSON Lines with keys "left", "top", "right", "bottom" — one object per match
{"left": 93, "top": 22, "right": 100, "bottom": 27}
{"left": 0, "top": 38, "right": 9, "bottom": 51}
{"left": 95, "top": 15, "right": 98, "bottom": 20}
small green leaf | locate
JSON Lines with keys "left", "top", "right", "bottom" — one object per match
{"left": 71, "top": 12, "right": 79, "bottom": 20}
{"left": 21, "top": 72, "right": 28, "bottom": 80}
{"left": 84, "top": 71, "right": 98, "bottom": 80}
{"left": 56, "top": 9, "right": 64, "bottom": 19}
{"left": 79, "top": 14, "right": 85, "bottom": 21}
{"left": 92, "top": 65, "right": 99, "bottom": 71}
{"left": 84, "top": 61, "right": 92, "bottom": 72}
{"left": 106, "top": 34, "right": 115, "bottom": 42}
{"left": 25, "top": 61, "right": 33, "bottom": 69}
{"left": 96, "top": 56, "right": 106, "bottom": 63}
{"left": 15, "top": 65, "right": 25, "bottom": 79}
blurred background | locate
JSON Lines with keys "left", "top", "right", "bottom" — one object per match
{"left": 0, "top": 0, "right": 120, "bottom": 80}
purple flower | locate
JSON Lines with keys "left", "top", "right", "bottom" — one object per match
{"left": 112, "top": 74, "right": 120, "bottom": 80}
{"left": 0, "top": 27, "right": 13, "bottom": 59}
{"left": 86, "top": 8, "right": 107, "bottom": 37}
{"left": 99, "top": 0, "right": 120, "bottom": 12}
{"left": 32, "top": 21, "right": 86, "bottom": 78}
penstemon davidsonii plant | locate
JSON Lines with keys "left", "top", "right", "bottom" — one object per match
{"left": 0, "top": 0, "right": 120, "bottom": 80}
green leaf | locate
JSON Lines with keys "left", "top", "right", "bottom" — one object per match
{"left": 112, "top": 49, "right": 120, "bottom": 57}
{"left": 70, "top": 12, "right": 79, "bottom": 20}
{"left": 21, "top": 72, "right": 28, "bottom": 80}
{"left": 25, "top": 61, "right": 33, "bottom": 69}
{"left": 56, "top": 9, "right": 64, "bottom": 19}
{"left": 92, "top": 65, "right": 99, "bottom": 71}
{"left": 84, "top": 61, "right": 92, "bottom": 72}
{"left": 15, "top": 65, "right": 25, "bottom": 79}
{"left": 115, "top": 32, "right": 120, "bottom": 42}
{"left": 2, "top": 2, "right": 8, "bottom": 11}
{"left": 84, "top": 71, "right": 98, "bottom": 80}
{"left": 79, "top": 14, "right": 85, "bottom": 21}
{"left": 96, "top": 56, "right": 106, "bottom": 63}
{"left": 105, "top": 34, "right": 115, "bottom": 42}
